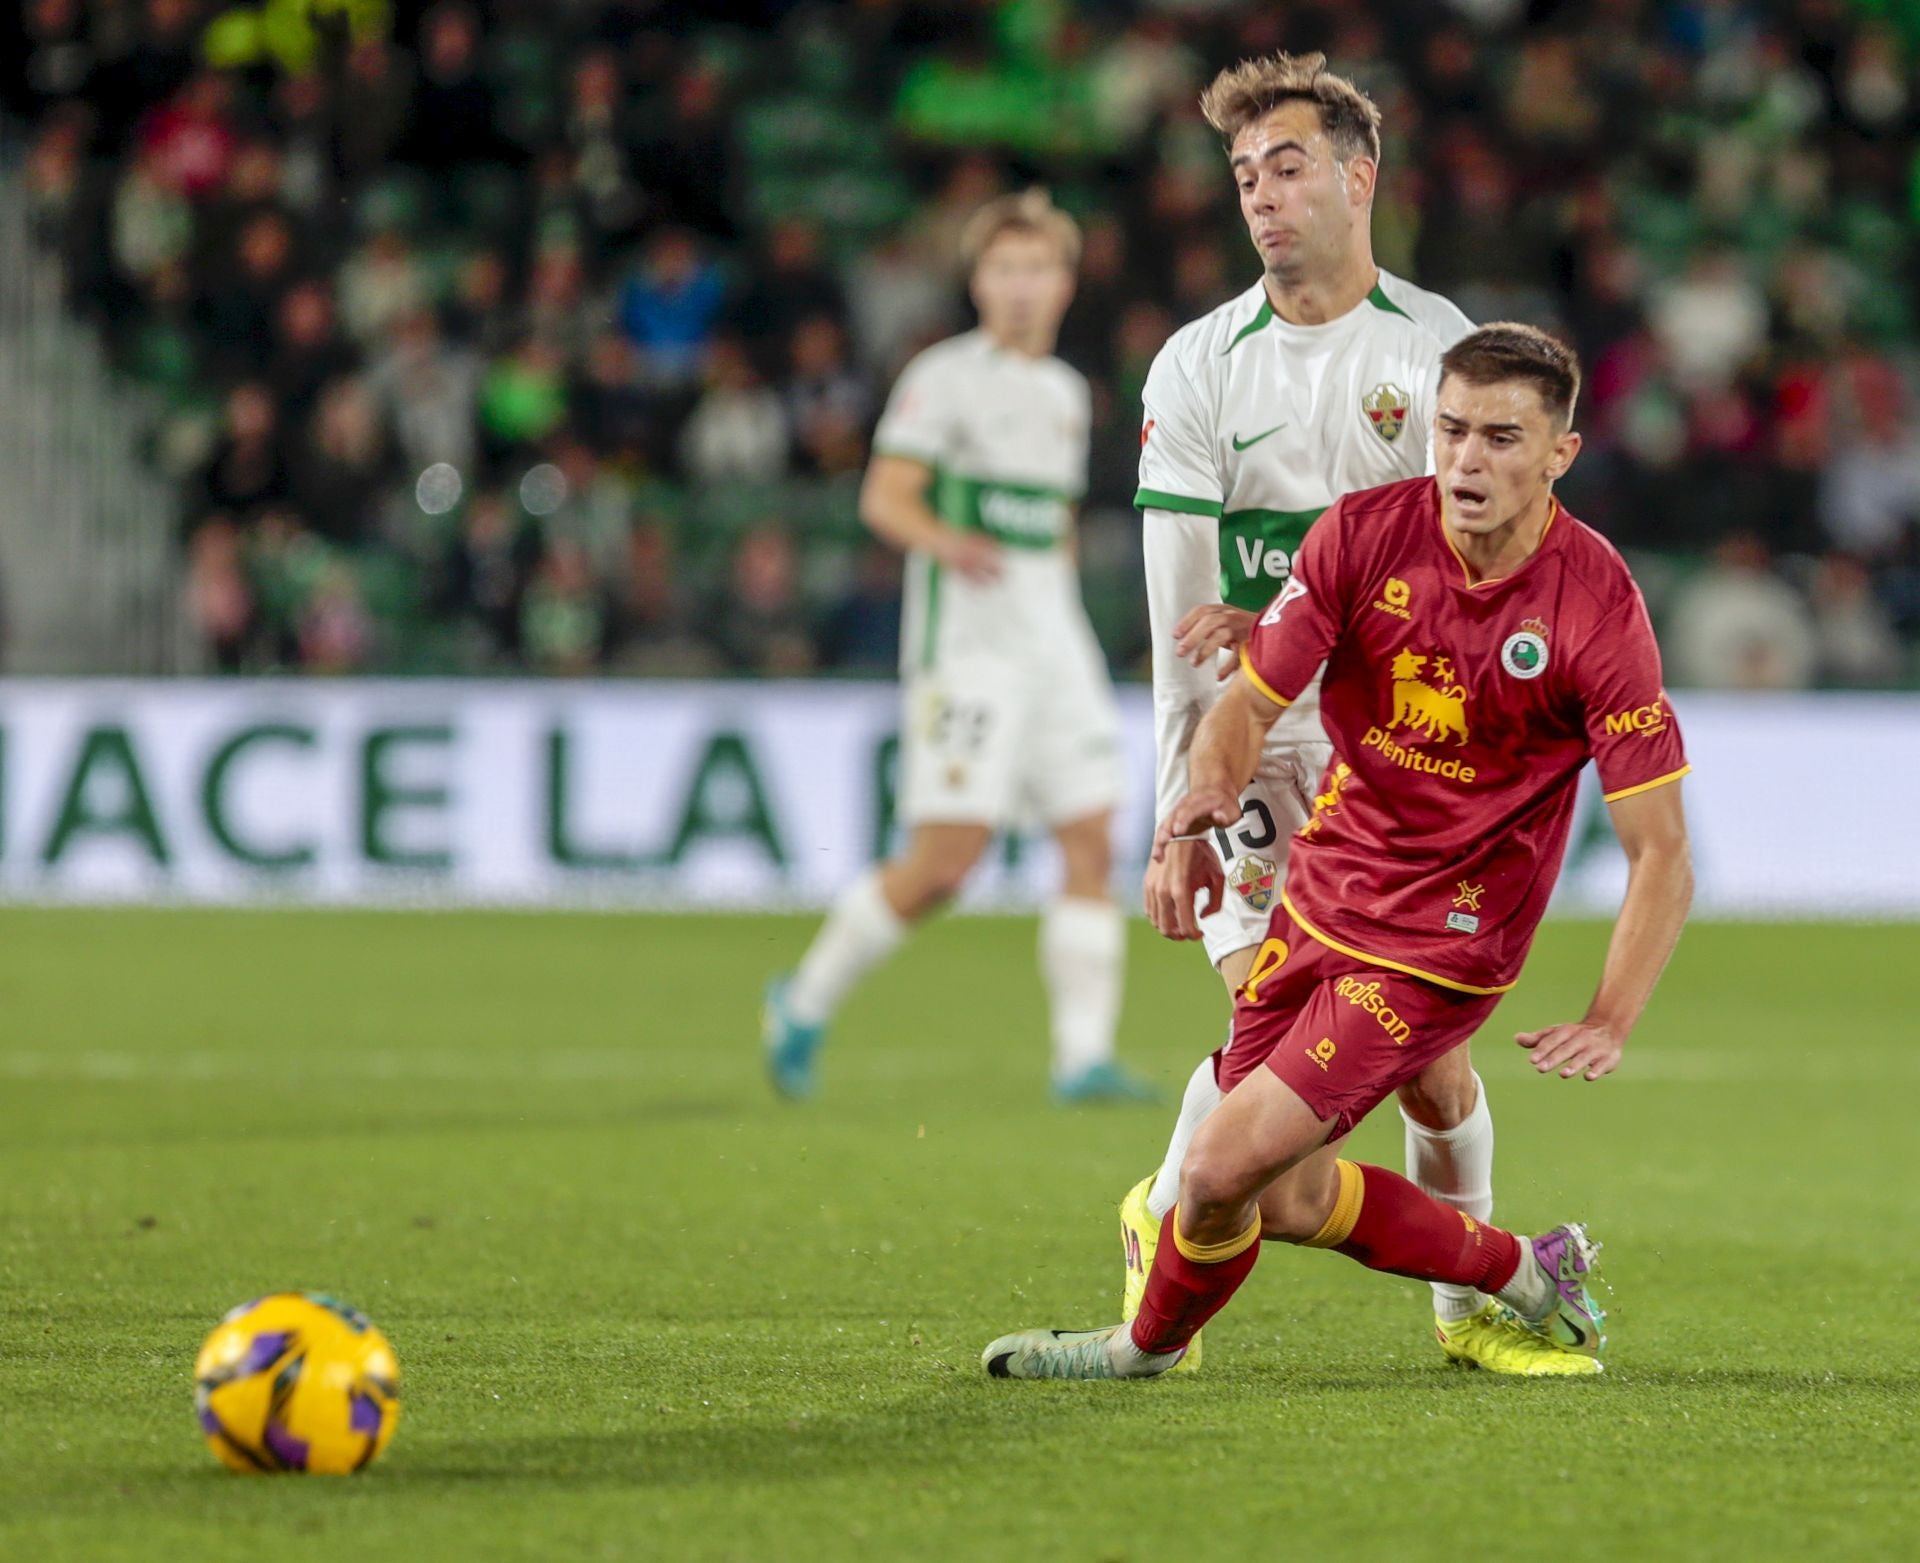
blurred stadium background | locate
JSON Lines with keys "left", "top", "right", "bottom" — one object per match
{"left": 1, "top": 0, "right": 1918, "bottom": 911}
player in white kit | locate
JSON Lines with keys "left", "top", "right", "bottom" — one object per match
{"left": 1120, "top": 54, "right": 1596, "bottom": 1374}
{"left": 764, "top": 191, "right": 1156, "bottom": 1106}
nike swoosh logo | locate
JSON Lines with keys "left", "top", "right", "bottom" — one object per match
{"left": 1232, "top": 424, "right": 1287, "bottom": 451}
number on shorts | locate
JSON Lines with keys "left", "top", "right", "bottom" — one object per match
{"left": 1212, "top": 796, "right": 1278, "bottom": 858}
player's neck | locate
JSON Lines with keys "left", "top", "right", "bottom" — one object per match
{"left": 1262, "top": 256, "right": 1378, "bottom": 327}
{"left": 981, "top": 321, "right": 1056, "bottom": 359}
{"left": 1444, "top": 489, "right": 1557, "bottom": 584}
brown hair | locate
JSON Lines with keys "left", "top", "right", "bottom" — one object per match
{"left": 960, "top": 188, "right": 1082, "bottom": 272}
{"left": 1199, "top": 52, "right": 1382, "bottom": 166}
{"left": 1439, "top": 323, "right": 1583, "bottom": 426}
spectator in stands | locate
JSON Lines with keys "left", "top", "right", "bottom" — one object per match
{"left": 435, "top": 489, "right": 534, "bottom": 668}
{"left": 678, "top": 337, "right": 787, "bottom": 487}
{"left": 619, "top": 227, "right": 726, "bottom": 388}
{"left": 818, "top": 542, "right": 902, "bottom": 673}
{"left": 1810, "top": 553, "right": 1905, "bottom": 687}
{"left": 615, "top": 521, "right": 715, "bottom": 676}
{"left": 266, "top": 280, "right": 356, "bottom": 425}
{"left": 708, "top": 525, "right": 816, "bottom": 676}
{"left": 185, "top": 514, "right": 254, "bottom": 673}
{"left": 290, "top": 378, "right": 395, "bottom": 545}
{"left": 1665, "top": 532, "right": 1819, "bottom": 690}
{"left": 521, "top": 538, "right": 611, "bottom": 676}
{"left": 785, "top": 315, "right": 873, "bottom": 477}
{"left": 365, "top": 308, "right": 480, "bottom": 479}
{"left": 735, "top": 220, "right": 849, "bottom": 362}
{"left": 190, "top": 380, "right": 289, "bottom": 526}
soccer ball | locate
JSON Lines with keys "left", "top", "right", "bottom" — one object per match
{"left": 193, "top": 1293, "right": 401, "bottom": 1474}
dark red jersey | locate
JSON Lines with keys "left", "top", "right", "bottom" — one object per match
{"left": 1241, "top": 476, "right": 1689, "bottom": 994}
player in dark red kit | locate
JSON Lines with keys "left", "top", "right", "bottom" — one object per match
{"left": 983, "top": 324, "right": 1694, "bottom": 1380}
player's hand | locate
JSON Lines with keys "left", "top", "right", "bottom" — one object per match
{"left": 1173, "top": 605, "right": 1257, "bottom": 678}
{"left": 1151, "top": 788, "right": 1242, "bottom": 866}
{"left": 1515, "top": 1021, "right": 1624, "bottom": 1081}
{"left": 1142, "top": 834, "right": 1224, "bottom": 941}
{"left": 932, "top": 527, "right": 1004, "bottom": 583}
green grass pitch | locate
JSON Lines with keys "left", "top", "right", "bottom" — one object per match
{"left": 2, "top": 909, "right": 1915, "bottom": 1561}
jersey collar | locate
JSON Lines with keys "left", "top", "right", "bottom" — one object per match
{"left": 1433, "top": 485, "right": 1562, "bottom": 591}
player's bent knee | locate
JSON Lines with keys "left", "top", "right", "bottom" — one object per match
{"left": 1176, "top": 1144, "right": 1262, "bottom": 1228}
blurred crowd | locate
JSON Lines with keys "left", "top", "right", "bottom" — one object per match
{"left": 5, "top": 0, "right": 1920, "bottom": 685}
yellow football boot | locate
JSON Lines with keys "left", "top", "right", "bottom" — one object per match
{"left": 1118, "top": 1174, "right": 1202, "bottom": 1373}
{"left": 1436, "top": 1301, "right": 1604, "bottom": 1376}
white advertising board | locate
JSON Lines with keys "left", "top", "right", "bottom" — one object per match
{"left": 0, "top": 681, "right": 1912, "bottom": 916}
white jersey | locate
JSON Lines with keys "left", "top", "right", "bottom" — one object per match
{"left": 872, "top": 330, "right": 1095, "bottom": 675}
{"left": 1136, "top": 272, "right": 1474, "bottom": 819}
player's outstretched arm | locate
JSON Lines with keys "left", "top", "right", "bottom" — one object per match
{"left": 1517, "top": 782, "right": 1693, "bottom": 1080}
{"left": 859, "top": 455, "right": 1003, "bottom": 582}
{"left": 1151, "top": 672, "right": 1287, "bottom": 868}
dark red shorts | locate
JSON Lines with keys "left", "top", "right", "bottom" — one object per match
{"left": 1217, "top": 932, "right": 1503, "bottom": 1138}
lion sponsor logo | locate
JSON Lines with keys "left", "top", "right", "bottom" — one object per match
{"left": 1362, "top": 382, "right": 1409, "bottom": 444}
{"left": 1332, "top": 975, "right": 1413, "bottom": 1045}
{"left": 1603, "top": 696, "right": 1670, "bottom": 737}
{"left": 1229, "top": 853, "right": 1277, "bottom": 913}
{"left": 1389, "top": 649, "right": 1469, "bottom": 744}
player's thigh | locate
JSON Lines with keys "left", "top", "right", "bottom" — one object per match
{"left": 1396, "top": 1040, "right": 1480, "bottom": 1130}
{"left": 898, "top": 670, "right": 1025, "bottom": 831}
{"left": 1025, "top": 633, "right": 1123, "bottom": 832}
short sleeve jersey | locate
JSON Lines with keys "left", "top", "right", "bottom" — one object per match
{"left": 872, "top": 330, "right": 1094, "bottom": 673}
{"left": 1136, "top": 273, "right": 1472, "bottom": 740}
{"left": 1241, "top": 477, "right": 1690, "bottom": 994}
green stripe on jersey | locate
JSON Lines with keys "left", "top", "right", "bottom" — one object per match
{"left": 933, "top": 471, "right": 1074, "bottom": 549}
{"left": 921, "top": 557, "right": 942, "bottom": 669}
{"left": 1366, "top": 282, "right": 1413, "bottom": 321}
{"left": 1135, "top": 487, "right": 1224, "bottom": 518}
{"left": 1219, "top": 507, "right": 1326, "bottom": 611}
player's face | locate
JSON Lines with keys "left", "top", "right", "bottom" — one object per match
{"left": 1229, "top": 104, "right": 1372, "bottom": 284}
{"left": 1433, "top": 377, "right": 1581, "bottom": 534}
{"left": 971, "top": 231, "right": 1076, "bottom": 342}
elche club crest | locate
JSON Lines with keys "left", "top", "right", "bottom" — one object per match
{"left": 1229, "top": 854, "right": 1277, "bottom": 912}
{"left": 1500, "top": 616, "right": 1550, "bottom": 680}
{"left": 1362, "top": 383, "right": 1409, "bottom": 444}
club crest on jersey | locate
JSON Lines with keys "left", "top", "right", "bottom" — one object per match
{"left": 1229, "top": 855, "right": 1277, "bottom": 912}
{"left": 1362, "top": 383, "right": 1409, "bottom": 444}
{"left": 1501, "top": 618, "right": 1550, "bottom": 680}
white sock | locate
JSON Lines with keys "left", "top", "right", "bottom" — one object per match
{"left": 1039, "top": 897, "right": 1124, "bottom": 1079}
{"left": 1105, "top": 1327, "right": 1181, "bottom": 1378}
{"left": 785, "top": 868, "right": 907, "bottom": 1027}
{"left": 1147, "top": 1051, "right": 1225, "bottom": 1221}
{"left": 1493, "top": 1236, "right": 1551, "bottom": 1320}
{"left": 1402, "top": 1071, "right": 1495, "bottom": 1323}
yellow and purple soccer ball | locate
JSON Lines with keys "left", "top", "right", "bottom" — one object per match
{"left": 193, "top": 1293, "right": 400, "bottom": 1474}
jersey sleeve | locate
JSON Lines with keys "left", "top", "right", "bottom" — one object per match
{"left": 1135, "top": 343, "right": 1221, "bottom": 517}
{"left": 1576, "top": 588, "right": 1691, "bottom": 802}
{"left": 1241, "top": 499, "right": 1350, "bottom": 708}
{"left": 1144, "top": 506, "right": 1223, "bottom": 819}
{"left": 870, "top": 350, "right": 955, "bottom": 467}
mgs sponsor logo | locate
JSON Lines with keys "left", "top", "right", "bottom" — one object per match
{"left": 1333, "top": 976, "right": 1413, "bottom": 1045}
{"left": 1603, "top": 697, "right": 1670, "bottom": 737}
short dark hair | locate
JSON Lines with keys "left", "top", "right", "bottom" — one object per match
{"left": 1199, "top": 52, "right": 1382, "bottom": 167}
{"left": 1439, "top": 323, "right": 1582, "bottom": 427}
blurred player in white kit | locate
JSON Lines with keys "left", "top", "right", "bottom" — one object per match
{"left": 763, "top": 190, "right": 1156, "bottom": 1106}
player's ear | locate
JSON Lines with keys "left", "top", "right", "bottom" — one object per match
{"left": 1347, "top": 156, "right": 1377, "bottom": 208}
{"left": 1546, "top": 428, "right": 1582, "bottom": 482}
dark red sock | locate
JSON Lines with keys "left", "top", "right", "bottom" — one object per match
{"left": 1324, "top": 1162, "right": 1522, "bottom": 1291}
{"left": 1130, "top": 1210, "right": 1261, "bottom": 1355}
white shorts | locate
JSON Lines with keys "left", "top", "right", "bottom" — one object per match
{"left": 898, "top": 645, "right": 1123, "bottom": 831}
{"left": 1197, "top": 742, "right": 1333, "bottom": 968}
